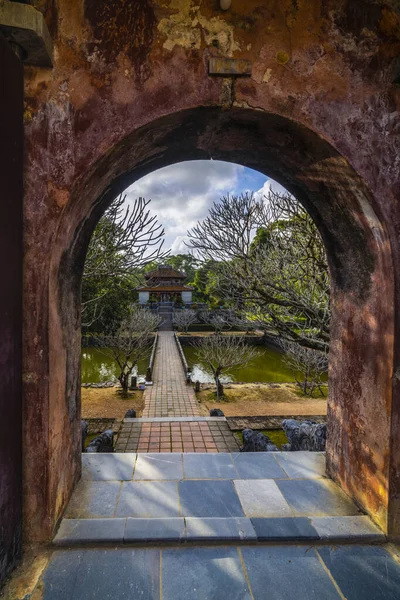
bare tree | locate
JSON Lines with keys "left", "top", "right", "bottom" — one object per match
{"left": 279, "top": 339, "right": 328, "bottom": 397}
{"left": 195, "top": 335, "right": 260, "bottom": 401}
{"left": 82, "top": 194, "right": 169, "bottom": 327}
{"left": 230, "top": 312, "right": 258, "bottom": 334}
{"left": 198, "top": 310, "right": 235, "bottom": 334}
{"left": 187, "top": 190, "right": 330, "bottom": 352}
{"left": 187, "top": 192, "right": 265, "bottom": 261}
{"left": 96, "top": 307, "right": 161, "bottom": 395}
{"left": 173, "top": 309, "right": 198, "bottom": 333}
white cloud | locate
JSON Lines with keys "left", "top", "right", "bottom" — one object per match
{"left": 125, "top": 160, "right": 245, "bottom": 252}
{"left": 123, "top": 160, "right": 289, "bottom": 253}
{"left": 255, "top": 179, "right": 289, "bottom": 202}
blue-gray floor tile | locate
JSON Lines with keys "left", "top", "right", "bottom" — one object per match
{"left": 251, "top": 517, "right": 319, "bottom": 540}
{"left": 82, "top": 454, "right": 135, "bottom": 480}
{"left": 234, "top": 480, "right": 293, "bottom": 517}
{"left": 64, "top": 481, "right": 121, "bottom": 518}
{"left": 183, "top": 453, "right": 238, "bottom": 479}
{"left": 54, "top": 518, "right": 126, "bottom": 544}
{"left": 232, "top": 453, "right": 288, "bottom": 479}
{"left": 274, "top": 452, "right": 326, "bottom": 479}
{"left": 241, "top": 546, "right": 342, "bottom": 600}
{"left": 317, "top": 545, "right": 400, "bottom": 600}
{"left": 162, "top": 547, "right": 252, "bottom": 599}
{"left": 185, "top": 517, "right": 256, "bottom": 541}
{"left": 179, "top": 480, "right": 244, "bottom": 517}
{"left": 40, "top": 549, "right": 160, "bottom": 599}
{"left": 125, "top": 518, "right": 185, "bottom": 542}
{"left": 277, "top": 478, "right": 360, "bottom": 517}
{"left": 312, "top": 516, "right": 385, "bottom": 541}
{"left": 116, "top": 481, "right": 179, "bottom": 517}
{"left": 134, "top": 453, "right": 183, "bottom": 480}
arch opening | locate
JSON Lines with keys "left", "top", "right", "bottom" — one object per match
{"left": 26, "top": 106, "right": 395, "bottom": 541}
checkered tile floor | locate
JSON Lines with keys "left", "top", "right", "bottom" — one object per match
{"left": 115, "top": 419, "right": 240, "bottom": 453}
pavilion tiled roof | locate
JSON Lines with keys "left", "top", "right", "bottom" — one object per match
{"left": 144, "top": 266, "right": 186, "bottom": 280}
{"left": 137, "top": 285, "right": 193, "bottom": 292}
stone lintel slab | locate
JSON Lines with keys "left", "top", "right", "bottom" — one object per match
{"left": 208, "top": 57, "right": 252, "bottom": 76}
{"left": 311, "top": 516, "right": 386, "bottom": 542}
{"left": 251, "top": 517, "right": 319, "bottom": 541}
{"left": 53, "top": 516, "right": 384, "bottom": 545}
{"left": 185, "top": 517, "right": 256, "bottom": 541}
{"left": 125, "top": 518, "right": 185, "bottom": 543}
{"left": 0, "top": 0, "right": 52, "bottom": 66}
{"left": 53, "top": 518, "right": 126, "bottom": 545}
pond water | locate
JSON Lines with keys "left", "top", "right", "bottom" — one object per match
{"left": 81, "top": 347, "right": 148, "bottom": 383}
{"left": 183, "top": 344, "right": 311, "bottom": 384}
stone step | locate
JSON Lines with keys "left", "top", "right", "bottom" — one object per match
{"left": 56, "top": 452, "right": 384, "bottom": 549}
{"left": 53, "top": 515, "right": 385, "bottom": 546}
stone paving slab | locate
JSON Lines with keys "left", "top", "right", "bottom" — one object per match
{"left": 232, "top": 452, "right": 288, "bottom": 479}
{"left": 64, "top": 481, "right": 121, "bottom": 519}
{"left": 34, "top": 545, "right": 400, "bottom": 600}
{"left": 39, "top": 548, "right": 160, "bottom": 600}
{"left": 316, "top": 545, "right": 400, "bottom": 600}
{"left": 183, "top": 453, "right": 239, "bottom": 479}
{"left": 116, "top": 481, "right": 180, "bottom": 518}
{"left": 276, "top": 479, "right": 361, "bottom": 517}
{"left": 179, "top": 480, "right": 245, "bottom": 517}
{"left": 241, "top": 545, "right": 342, "bottom": 600}
{"left": 81, "top": 453, "right": 135, "bottom": 480}
{"left": 274, "top": 451, "right": 326, "bottom": 479}
{"left": 134, "top": 453, "right": 183, "bottom": 480}
{"left": 161, "top": 547, "right": 252, "bottom": 600}
{"left": 234, "top": 479, "right": 293, "bottom": 518}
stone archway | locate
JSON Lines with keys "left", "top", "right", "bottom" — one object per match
{"left": 19, "top": 0, "right": 400, "bottom": 546}
{"left": 23, "top": 105, "right": 396, "bottom": 543}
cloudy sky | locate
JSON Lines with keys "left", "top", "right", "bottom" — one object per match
{"left": 125, "top": 160, "right": 287, "bottom": 254}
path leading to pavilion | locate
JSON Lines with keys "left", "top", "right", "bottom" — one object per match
{"left": 142, "top": 331, "right": 199, "bottom": 418}
{"left": 115, "top": 331, "right": 240, "bottom": 452}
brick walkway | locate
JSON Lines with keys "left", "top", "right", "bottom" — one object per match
{"left": 114, "top": 331, "right": 240, "bottom": 453}
{"left": 115, "top": 418, "right": 240, "bottom": 453}
{"left": 142, "top": 332, "right": 199, "bottom": 418}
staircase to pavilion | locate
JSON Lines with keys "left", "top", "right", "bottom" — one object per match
{"left": 158, "top": 301, "right": 173, "bottom": 331}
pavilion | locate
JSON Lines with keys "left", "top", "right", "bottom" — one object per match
{"left": 137, "top": 265, "right": 193, "bottom": 304}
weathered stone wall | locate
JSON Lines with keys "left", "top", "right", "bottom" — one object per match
{"left": 0, "top": 38, "right": 23, "bottom": 584}
{"left": 21, "top": 0, "right": 400, "bottom": 540}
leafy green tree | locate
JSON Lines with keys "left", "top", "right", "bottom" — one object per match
{"left": 164, "top": 254, "right": 200, "bottom": 283}
{"left": 82, "top": 194, "right": 167, "bottom": 332}
{"left": 187, "top": 191, "right": 330, "bottom": 352}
